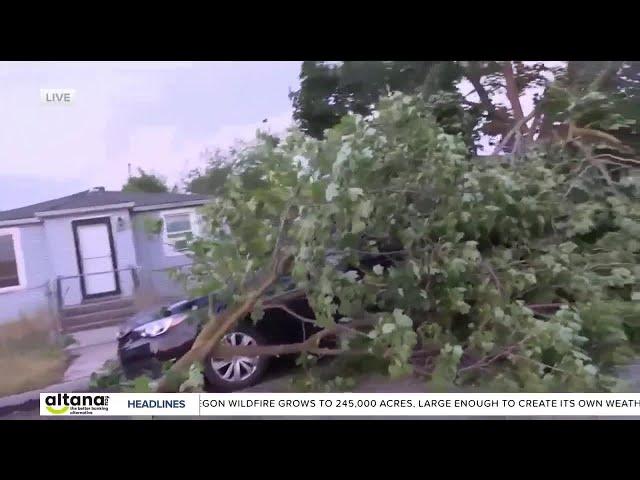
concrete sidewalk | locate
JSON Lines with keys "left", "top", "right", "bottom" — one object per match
{"left": 63, "top": 326, "right": 119, "bottom": 382}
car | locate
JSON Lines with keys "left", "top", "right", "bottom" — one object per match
{"left": 117, "top": 250, "right": 395, "bottom": 391}
{"left": 117, "top": 277, "right": 321, "bottom": 392}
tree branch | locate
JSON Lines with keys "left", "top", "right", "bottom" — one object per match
{"left": 526, "top": 303, "right": 565, "bottom": 311}
{"left": 482, "top": 259, "right": 503, "bottom": 296}
{"left": 588, "top": 61, "right": 621, "bottom": 92}
{"left": 529, "top": 111, "right": 544, "bottom": 140}
{"left": 466, "top": 62, "right": 496, "bottom": 115}
{"left": 271, "top": 190, "right": 299, "bottom": 267}
{"left": 262, "top": 288, "right": 307, "bottom": 305}
{"left": 263, "top": 302, "right": 317, "bottom": 324}
{"left": 511, "top": 354, "right": 574, "bottom": 376}
{"left": 457, "top": 335, "right": 532, "bottom": 375}
{"left": 592, "top": 154, "right": 640, "bottom": 167}
{"left": 155, "top": 264, "right": 282, "bottom": 392}
{"left": 492, "top": 109, "right": 537, "bottom": 155}
{"left": 502, "top": 61, "right": 528, "bottom": 134}
{"left": 155, "top": 195, "right": 298, "bottom": 392}
{"left": 211, "top": 318, "right": 376, "bottom": 360}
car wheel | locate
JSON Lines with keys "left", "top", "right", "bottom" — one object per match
{"left": 204, "top": 325, "right": 270, "bottom": 392}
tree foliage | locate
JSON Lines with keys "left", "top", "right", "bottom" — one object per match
{"left": 292, "top": 61, "right": 640, "bottom": 157}
{"left": 122, "top": 168, "right": 170, "bottom": 193}
{"left": 156, "top": 64, "right": 640, "bottom": 393}
{"left": 184, "top": 137, "right": 282, "bottom": 198}
{"left": 105, "top": 61, "right": 640, "bottom": 394}
{"left": 290, "top": 61, "right": 459, "bottom": 139}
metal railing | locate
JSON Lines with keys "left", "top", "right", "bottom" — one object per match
{"left": 55, "top": 266, "right": 141, "bottom": 314}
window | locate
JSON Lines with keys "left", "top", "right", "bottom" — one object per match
{"left": 0, "top": 228, "right": 25, "bottom": 291}
{"left": 162, "top": 211, "right": 195, "bottom": 255}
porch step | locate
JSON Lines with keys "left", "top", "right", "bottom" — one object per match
{"left": 63, "top": 298, "right": 135, "bottom": 317}
{"left": 62, "top": 317, "right": 130, "bottom": 334}
{"left": 61, "top": 300, "right": 137, "bottom": 334}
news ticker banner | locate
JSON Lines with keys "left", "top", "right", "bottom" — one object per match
{"left": 40, "top": 392, "right": 640, "bottom": 417}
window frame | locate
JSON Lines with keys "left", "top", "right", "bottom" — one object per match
{"left": 0, "top": 227, "right": 27, "bottom": 293}
{"left": 161, "top": 208, "right": 200, "bottom": 257}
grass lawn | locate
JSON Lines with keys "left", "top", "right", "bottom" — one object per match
{"left": 0, "top": 316, "right": 69, "bottom": 397}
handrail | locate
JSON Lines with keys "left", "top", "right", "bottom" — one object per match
{"left": 55, "top": 276, "right": 63, "bottom": 319}
{"left": 57, "top": 266, "right": 140, "bottom": 280}
{"left": 55, "top": 267, "right": 142, "bottom": 315}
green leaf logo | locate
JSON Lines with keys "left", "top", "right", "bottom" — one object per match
{"left": 46, "top": 405, "right": 69, "bottom": 415}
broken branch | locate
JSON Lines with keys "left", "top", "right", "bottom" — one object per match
{"left": 492, "top": 109, "right": 537, "bottom": 155}
{"left": 211, "top": 318, "right": 376, "bottom": 360}
{"left": 263, "top": 302, "right": 317, "bottom": 324}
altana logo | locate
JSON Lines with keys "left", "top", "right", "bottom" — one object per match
{"left": 44, "top": 393, "right": 109, "bottom": 415}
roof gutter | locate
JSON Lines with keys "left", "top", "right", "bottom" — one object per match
{"left": 0, "top": 217, "right": 42, "bottom": 227}
{"left": 35, "top": 202, "right": 136, "bottom": 218}
{"left": 0, "top": 199, "right": 210, "bottom": 224}
{"left": 132, "top": 200, "right": 210, "bottom": 212}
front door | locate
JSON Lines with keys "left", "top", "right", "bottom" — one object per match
{"left": 72, "top": 217, "right": 120, "bottom": 299}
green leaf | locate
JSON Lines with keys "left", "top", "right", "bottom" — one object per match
{"left": 251, "top": 302, "right": 265, "bottom": 323}
{"left": 559, "top": 242, "right": 578, "bottom": 254}
{"left": 481, "top": 341, "right": 495, "bottom": 352}
{"left": 393, "top": 308, "right": 413, "bottom": 328}
{"left": 583, "top": 364, "right": 598, "bottom": 376}
{"left": 411, "top": 261, "right": 421, "bottom": 279}
{"left": 179, "top": 363, "right": 205, "bottom": 392}
{"left": 449, "top": 258, "right": 467, "bottom": 275}
{"left": 352, "top": 217, "right": 366, "bottom": 234}
{"left": 326, "top": 182, "right": 339, "bottom": 201}
{"left": 341, "top": 270, "right": 360, "bottom": 283}
{"left": 357, "top": 199, "right": 374, "bottom": 218}
{"left": 382, "top": 323, "right": 396, "bottom": 334}
{"left": 130, "top": 375, "right": 153, "bottom": 393}
{"left": 452, "top": 345, "right": 464, "bottom": 358}
{"left": 462, "top": 241, "right": 480, "bottom": 263}
{"left": 454, "top": 301, "right": 471, "bottom": 314}
{"left": 348, "top": 187, "right": 364, "bottom": 200}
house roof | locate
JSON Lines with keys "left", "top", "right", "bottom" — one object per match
{"left": 0, "top": 189, "right": 211, "bottom": 223}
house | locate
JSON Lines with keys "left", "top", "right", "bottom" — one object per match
{"left": 0, "top": 187, "right": 210, "bottom": 331}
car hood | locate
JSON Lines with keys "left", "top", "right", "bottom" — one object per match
{"left": 117, "top": 306, "right": 168, "bottom": 338}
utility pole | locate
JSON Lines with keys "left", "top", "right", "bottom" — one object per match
{"left": 128, "top": 163, "right": 132, "bottom": 179}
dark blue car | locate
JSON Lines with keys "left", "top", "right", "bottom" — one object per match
{"left": 116, "top": 281, "right": 318, "bottom": 391}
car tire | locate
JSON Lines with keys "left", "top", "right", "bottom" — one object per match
{"left": 204, "top": 324, "right": 270, "bottom": 392}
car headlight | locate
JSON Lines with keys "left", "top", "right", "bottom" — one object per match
{"left": 133, "top": 313, "right": 189, "bottom": 338}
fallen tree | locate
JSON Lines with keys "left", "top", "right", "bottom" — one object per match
{"left": 103, "top": 62, "right": 640, "bottom": 394}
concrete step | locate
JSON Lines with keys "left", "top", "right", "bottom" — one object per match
{"left": 63, "top": 298, "right": 134, "bottom": 317}
{"left": 61, "top": 306, "right": 137, "bottom": 333}
{"left": 62, "top": 317, "right": 129, "bottom": 334}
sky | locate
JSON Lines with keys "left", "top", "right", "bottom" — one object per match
{"left": 0, "top": 61, "right": 302, "bottom": 210}
{"left": 0, "top": 61, "right": 559, "bottom": 211}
